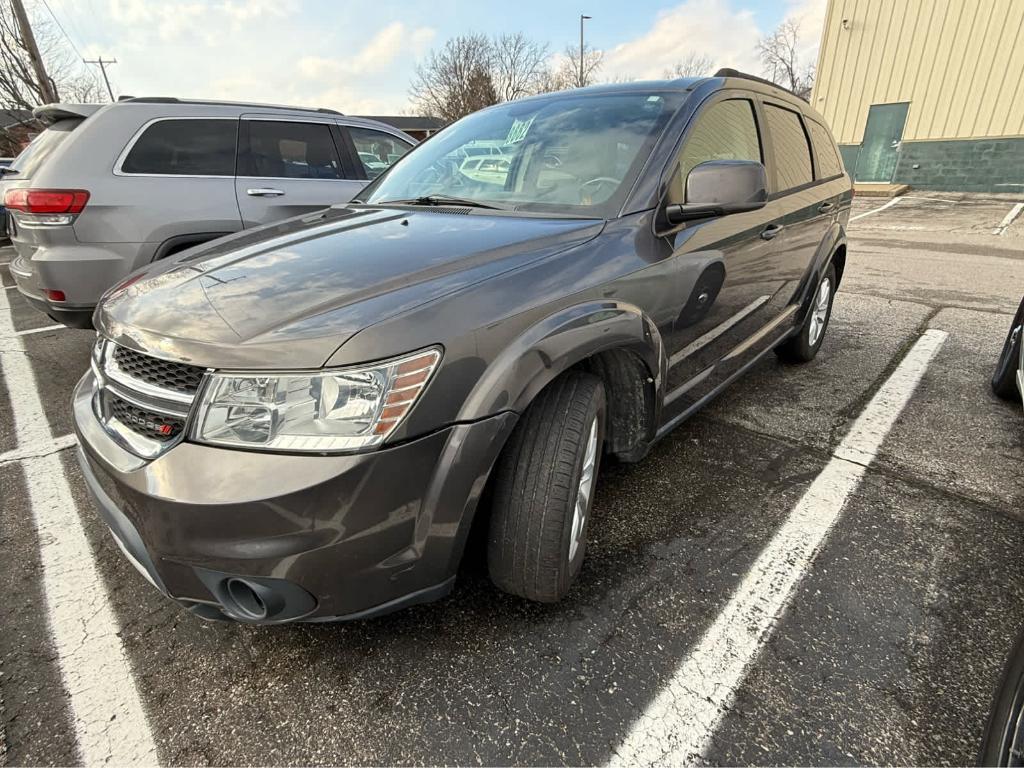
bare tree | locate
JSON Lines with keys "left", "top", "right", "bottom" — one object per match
{"left": 0, "top": 1, "right": 104, "bottom": 110}
{"left": 664, "top": 53, "right": 714, "bottom": 79}
{"left": 410, "top": 33, "right": 499, "bottom": 121}
{"left": 492, "top": 33, "right": 549, "bottom": 102}
{"left": 757, "top": 18, "right": 815, "bottom": 100}
{"left": 557, "top": 44, "right": 603, "bottom": 89}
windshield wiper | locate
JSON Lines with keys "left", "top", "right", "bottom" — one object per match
{"left": 378, "top": 194, "right": 512, "bottom": 211}
{"left": 0, "top": 167, "right": 19, "bottom": 176}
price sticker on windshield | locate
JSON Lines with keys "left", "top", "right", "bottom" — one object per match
{"left": 504, "top": 116, "right": 536, "bottom": 145}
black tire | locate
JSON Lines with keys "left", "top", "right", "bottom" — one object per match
{"left": 979, "top": 630, "right": 1024, "bottom": 766}
{"left": 776, "top": 262, "right": 837, "bottom": 363}
{"left": 992, "top": 298, "right": 1024, "bottom": 402}
{"left": 487, "top": 372, "right": 605, "bottom": 603}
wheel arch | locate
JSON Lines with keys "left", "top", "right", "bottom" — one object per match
{"left": 457, "top": 300, "right": 665, "bottom": 460}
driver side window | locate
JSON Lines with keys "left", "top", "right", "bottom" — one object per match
{"left": 670, "top": 98, "right": 762, "bottom": 203}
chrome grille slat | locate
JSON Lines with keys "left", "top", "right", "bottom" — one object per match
{"left": 92, "top": 339, "right": 204, "bottom": 457}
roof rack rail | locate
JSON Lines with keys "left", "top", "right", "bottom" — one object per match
{"left": 115, "top": 96, "right": 344, "bottom": 115}
{"left": 713, "top": 68, "right": 796, "bottom": 96}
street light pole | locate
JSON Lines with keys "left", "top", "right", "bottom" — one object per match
{"left": 579, "top": 14, "right": 591, "bottom": 87}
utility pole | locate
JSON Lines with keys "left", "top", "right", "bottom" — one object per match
{"left": 579, "top": 14, "right": 591, "bottom": 88}
{"left": 10, "top": 0, "right": 58, "bottom": 104}
{"left": 84, "top": 57, "right": 117, "bottom": 101}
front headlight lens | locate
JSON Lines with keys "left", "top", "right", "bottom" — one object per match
{"left": 194, "top": 348, "right": 441, "bottom": 452}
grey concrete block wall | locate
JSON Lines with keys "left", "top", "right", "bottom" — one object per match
{"left": 838, "top": 138, "right": 1024, "bottom": 192}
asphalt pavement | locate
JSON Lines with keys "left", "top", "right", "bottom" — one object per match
{"left": 1, "top": 191, "right": 1023, "bottom": 766}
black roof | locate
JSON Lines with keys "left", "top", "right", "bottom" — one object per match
{"left": 357, "top": 115, "right": 447, "bottom": 131}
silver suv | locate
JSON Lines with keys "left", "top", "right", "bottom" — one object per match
{"left": 3, "top": 98, "right": 414, "bottom": 328}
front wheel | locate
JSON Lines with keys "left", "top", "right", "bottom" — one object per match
{"left": 992, "top": 298, "right": 1024, "bottom": 402}
{"left": 776, "top": 262, "right": 837, "bottom": 363}
{"left": 487, "top": 372, "right": 605, "bottom": 603}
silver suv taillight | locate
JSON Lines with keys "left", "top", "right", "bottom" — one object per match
{"left": 3, "top": 188, "right": 89, "bottom": 226}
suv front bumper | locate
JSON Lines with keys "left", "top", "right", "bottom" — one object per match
{"left": 73, "top": 370, "right": 517, "bottom": 623}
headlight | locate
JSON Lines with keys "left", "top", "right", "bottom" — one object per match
{"left": 193, "top": 348, "right": 441, "bottom": 452}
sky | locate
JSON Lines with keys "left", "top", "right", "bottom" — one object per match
{"left": 39, "top": 0, "right": 826, "bottom": 116}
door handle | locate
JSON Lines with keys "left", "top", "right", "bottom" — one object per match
{"left": 818, "top": 201, "right": 835, "bottom": 213}
{"left": 246, "top": 188, "right": 285, "bottom": 197}
{"left": 760, "top": 223, "right": 784, "bottom": 241}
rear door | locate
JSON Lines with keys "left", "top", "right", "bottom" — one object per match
{"left": 234, "top": 116, "right": 364, "bottom": 227}
{"left": 758, "top": 100, "right": 832, "bottom": 327}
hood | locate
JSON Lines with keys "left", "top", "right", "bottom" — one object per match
{"left": 97, "top": 205, "right": 603, "bottom": 369}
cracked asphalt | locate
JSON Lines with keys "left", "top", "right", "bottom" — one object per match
{"left": 1, "top": 191, "right": 1023, "bottom": 766}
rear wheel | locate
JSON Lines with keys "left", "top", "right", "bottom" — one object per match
{"left": 487, "top": 372, "right": 605, "bottom": 603}
{"left": 776, "top": 262, "right": 837, "bottom": 363}
{"left": 992, "top": 298, "right": 1024, "bottom": 402}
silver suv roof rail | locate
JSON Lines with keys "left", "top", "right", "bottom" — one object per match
{"left": 115, "top": 96, "right": 344, "bottom": 116}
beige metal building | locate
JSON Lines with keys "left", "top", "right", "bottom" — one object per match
{"left": 812, "top": 0, "right": 1024, "bottom": 191}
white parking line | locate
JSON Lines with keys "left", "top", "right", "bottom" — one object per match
{"left": 14, "top": 323, "right": 63, "bottom": 337}
{"left": 992, "top": 202, "right": 1024, "bottom": 236}
{"left": 849, "top": 196, "right": 902, "bottom": 222}
{"left": 0, "top": 433, "right": 77, "bottom": 465}
{"left": 609, "top": 328, "right": 948, "bottom": 767}
{"left": 0, "top": 289, "right": 157, "bottom": 765}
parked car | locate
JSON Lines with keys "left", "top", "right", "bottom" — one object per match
{"left": 74, "top": 70, "right": 852, "bottom": 624}
{"left": 4, "top": 99, "right": 414, "bottom": 328}
{"left": 980, "top": 628, "right": 1024, "bottom": 766}
{"left": 992, "top": 296, "right": 1024, "bottom": 405}
{"left": 0, "top": 157, "right": 14, "bottom": 240}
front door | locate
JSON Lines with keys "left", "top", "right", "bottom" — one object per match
{"left": 855, "top": 102, "right": 909, "bottom": 183}
{"left": 656, "top": 95, "right": 787, "bottom": 416}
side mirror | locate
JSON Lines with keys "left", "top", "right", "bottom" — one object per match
{"left": 664, "top": 160, "right": 768, "bottom": 225}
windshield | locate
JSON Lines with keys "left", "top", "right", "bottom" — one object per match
{"left": 9, "top": 118, "right": 83, "bottom": 178}
{"left": 363, "top": 91, "right": 683, "bottom": 217}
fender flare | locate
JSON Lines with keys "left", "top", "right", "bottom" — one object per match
{"left": 457, "top": 299, "right": 666, "bottom": 424}
{"left": 152, "top": 232, "right": 232, "bottom": 261}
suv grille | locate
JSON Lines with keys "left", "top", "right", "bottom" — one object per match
{"left": 108, "top": 395, "right": 184, "bottom": 442}
{"left": 112, "top": 345, "right": 205, "bottom": 395}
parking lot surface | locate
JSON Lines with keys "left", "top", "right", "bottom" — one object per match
{"left": 1, "top": 192, "right": 1023, "bottom": 766}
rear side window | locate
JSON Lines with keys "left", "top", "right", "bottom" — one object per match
{"left": 347, "top": 127, "right": 412, "bottom": 179}
{"left": 121, "top": 119, "right": 237, "bottom": 176}
{"left": 11, "top": 118, "right": 82, "bottom": 178}
{"left": 763, "top": 104, "right": 813, "bottom": 190}
{"left": 806, "top": 119, "right": 843, "bottom": 178}
{"left": 239, "top": 121, "right": 344, "bottom": 179}
{"left": 672, "top": 98, "right": 761, "bottom": 202}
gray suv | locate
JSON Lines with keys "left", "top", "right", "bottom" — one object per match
{"left": 74, "top": 71, "right": 852, "bottom": 624}
{"left": 4, "top": 98, "right": 413, "bottom": 328}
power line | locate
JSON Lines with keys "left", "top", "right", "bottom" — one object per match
{"left": 39, "top": 0, "right": 84, "bottom": 59}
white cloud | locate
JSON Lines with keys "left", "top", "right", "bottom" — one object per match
{"left": 298, "top": 23, "right": 435, "bottom": 79}
{"left": 602, "top": 0, "right": 827, "bottom": 83}
{"left": 603, "top": 0, "right": 762, "bottom": 80}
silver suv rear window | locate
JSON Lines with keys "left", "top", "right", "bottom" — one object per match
{"left": 10, "top": 118, "right": 82, "bottom": 178}
{"left": 120, "top": 118, "right": 237, "bottom": 176}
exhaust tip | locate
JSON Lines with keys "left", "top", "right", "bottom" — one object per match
{"left": 224, "top": 578, "right": 268, "bottom": 620}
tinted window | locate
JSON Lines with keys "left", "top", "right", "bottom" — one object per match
{"left": 348, "top": 127, "right": 412, "bottom": 179}
{"left": 121, "top": 119, "right": 236, "bottom": 176}
{"left": 11, "top": 118, "right": 82, "bottom": 178}
{"left": 673, "top": 99, "right": 761, "bottom": 202}
{"left": 807, "top": 119, "right": 843, "bottom": 178}
{"left": 764, "top": 104, "right": 813, "bottom": 190}
{"left": 240, "top": 121, "right": 343, "bottom": 179}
